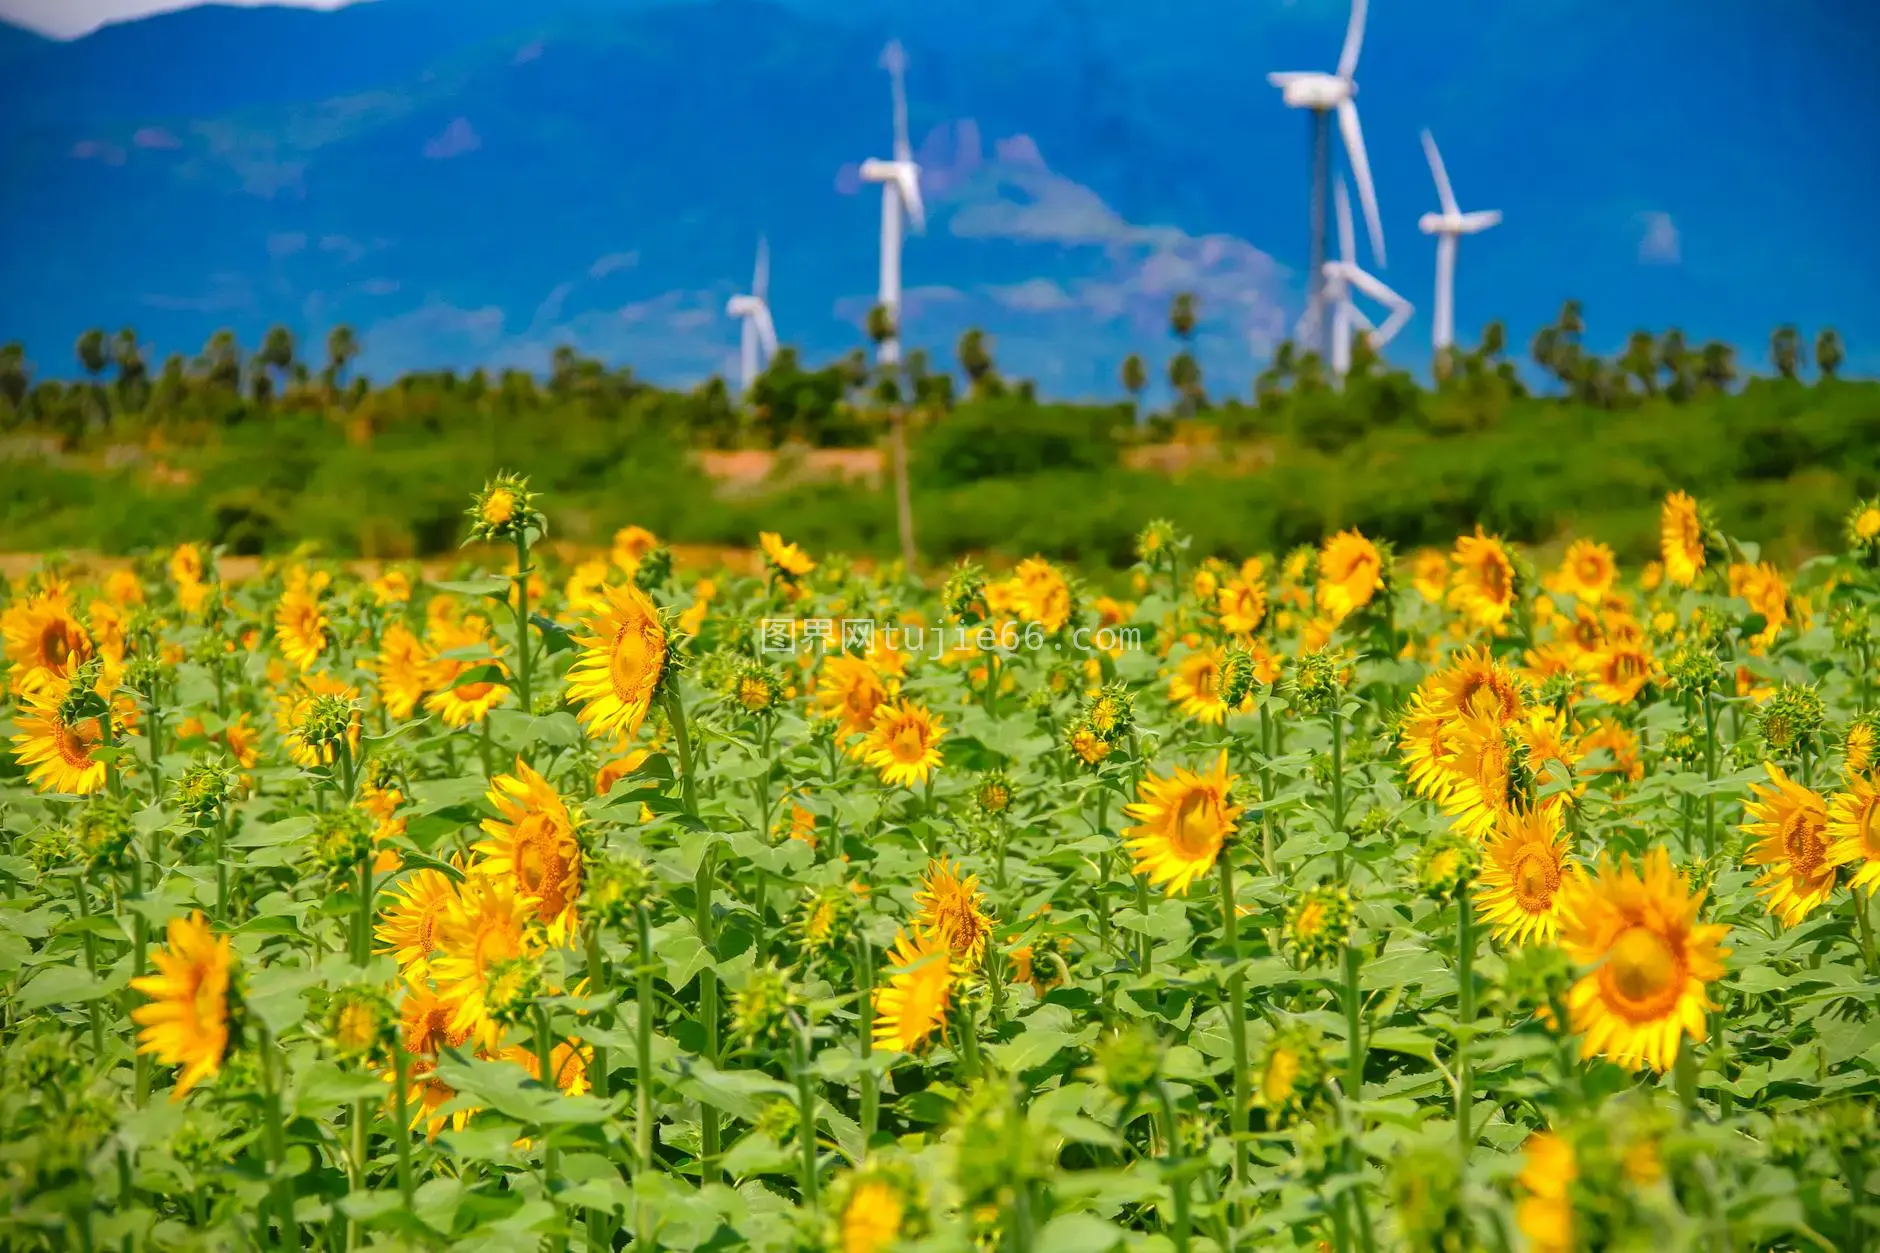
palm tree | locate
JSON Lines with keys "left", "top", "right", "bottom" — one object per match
{"left": 1619, "top": 331, "right": 1658, "bottom": 397}
{"left": 956, "top": 327, "right": 997, "bottom": 399}
{"left": 1769, "top": 325, "right": 1801, "bottom": 381}
{"left": 1658, "top": 328, "right": 1691, "bottom": 402}
{"left": 1696, "top": 341, "right": 1738, "bottom": 393}
{"left": 201, "top": 330, "right": 242, "bottom": 392}
{"left": 1479, "top": 321, "right": 1507, "bottom": 360}
{"left": 110, "top": 328, "right": 148, "bottom": 412}
{"left": 1168, "top": 292, "right": 1198, "bottom": 342}
{"left": 1815, "top": 327, "right": 1844, "bottom": 380}
{"left": 1529, "top": 325, "right": 1561, "bottom": 389}
{"left": 257, "top": 325, "right": 296, "bottom": 398}
{"left": 75, "top": 329, "right": 108, "bottom": 382}
{"left": 868, "top": 303, "right": 917, "bottom": 570}
{"left": 1120, "top": 352, "right": 1147, "bottom": 423}
{"left": 0, "top": 342, "right": 31, "bottom": 413}
{"left": 323, "top": 325, "right": 360, "bottom": 395}
{"left": 1167, "top": 351, "right": 1203, "bottom": 416}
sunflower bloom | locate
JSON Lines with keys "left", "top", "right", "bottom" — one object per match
{"left": 274, "top": 586, "right": 329, "bottom": 672}
{"left": 1827, "top": 774, "right": 1880, "bottom": 896}
{"left": 1122, "top": 752, "right": 1242, "bottom": 896}
{"left": 423, "top": 611, "right": 511, "bottom": 728}
{"left": 1317, "top": 529, "right": 1382, "bottom": 622}
{"left": 1215, "top": 577, "right": 1268, "bottom": 637}
{"left": 861, "top": 700, "right": 945, "bottom": 788}
{"left": 1430, "top": 646, "right": 1526, "bottom": 725}
{"left": 1558, "top": 848, "right": 1730, "bottom": 1073}
{"left": 1515, "top": 1132, "right": 1577, "bottom": 1253}
{"left": 370, "top": 621, "right": 434, "bottom": 721}
{"left": 1660, "top": 492, "right": 1706, "bottom": 587}
{"left": 872, "top": 928, "right": 954, "bottom": 1053}
{"left": 839, "top": 1176, "right": 907, "bottom": 1253}
{"left": 1169, "top": 646, "right": 1230, "bottom": 725}
{"left": 1013, "top": 557, "right": 1072, "bottom": 633}
{"left": 1475, "top": 803, "right": 1576, "bottom": 945}
{"left": 1447, "top": 528, "right": 1517, "bottom": 629}
{"left": 431, "top": 870, "right": 540, "bottom": 1049}
{"left": 376, "top": 867, "right": 460, "bottom": 978}
{"left": 912, "top": 858, "right": 993, "bottom": 966}
{"left": 817, "top": 654, "right": 891, "bottom": 740}
{"left": 1410, "top": 549, "right": 1449, "bottom": 603}
{"left": 477, "top": 758, "right": 583, "bottom": 943}
{"left": 1436, "top": 712, "right": 1518, "bottom": 840}
{"left": 1741, "top": 763, "right": 1837, "bottom": 927}
{"left": 278, "top": 671, "right": 361, "bottom": 768}
{"left": 1552, "top": 539, "right": 1616, "bottom": 604}
{"left": 565, "top": 582, "right": 668, "bottom": 742}
{"left": 760, "top": 531, "right": 816, "bottom": 578}
{"left": 130, "top": 911, "right": 236, "bottom": 1100}
{"left": 1, "top": 588, "right": 94, "bottom": 693}
{"left": 10, "top": 680, "right": 109, "bottom": 796}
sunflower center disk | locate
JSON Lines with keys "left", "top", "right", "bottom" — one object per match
{"left": 1605, "top": 926, "right": 1680, "bottom": 1017}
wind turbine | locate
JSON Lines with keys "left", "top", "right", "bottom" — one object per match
{"left": 858, "top": 39, "right": 925, "bottom": 368}
{"left": 1268, "top": 0, "right": 1385, "bottom": 360}
{"left": 726, "top": 236, "right": 778, "bottom": 395}
{"left": 1417, "top": 129, "right": 1502, "bottom": 363}
{"left": 1322, "top": 179, "right": 1412, "bottom": 382}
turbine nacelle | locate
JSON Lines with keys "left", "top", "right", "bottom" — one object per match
{"left": 1418, "top": 210, "right": 1503, "bottom": 236}
{"left": 1267, "top": 71, "right": 1354, "bottom": 112}
{"left": 859, "top": 157, "right": 926, "bottom": 232}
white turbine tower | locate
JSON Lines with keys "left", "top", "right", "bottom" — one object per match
{"left": 1268, "top": 0, "right": 1385, "bottom": 359}
{"left": 858, "top": 39, "right": 925, "bottom": 368}
{"left": 1322, "top": 178, "right": 1412, "bottom": 382}
{"left": 726, "top": 236, "right": 778, "bottom": 395}
{"left": 1417, "top": 129, "right": 1502, "bottom": 362}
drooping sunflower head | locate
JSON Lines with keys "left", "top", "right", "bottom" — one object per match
{"left": 477, "top": 757, "right": 583, "bottom": 942}
{"left": 759, "top": 531, "right": 816, "bottom": 580}
{"left": 129, "top": 911, "right": 239, "bottom": 1100}
{"left": 1476, "top": 802, "right": 1576, "bottom": 946}
{"left": 913, "top": 858, "right": 994, "bottom": 967}
{"left": 10, "top": 673, "right": 109, "bottom": 797}
{"left": 1284, "top": 884, "right": 1354, "bottom": 968}
{"left": 1316, "top": 528, "right": 1383, "bottom": 622}
{"left": 1413, "top": 829, "right": 1480, "bottom": 905}
{"left": 1557, "top": 847, "right": 1731, "bottom": 1073}
{"left": 1741, "top": 762, "right": 1837, "bottom": 928}
{"left": 871, "top": 928, "right": 955, "bottom": 1054}
{"left": 565, "top": 581, "right": 671, "bottom": 742}
{"left": 861, "top": 699, "right": 945, "bottom": 789}
{"left": 1253, "top": 1021, "right": 1326, "bottom": 1125}
{"left": 1122, "top": 752, "right": 1242, "bottom": 897}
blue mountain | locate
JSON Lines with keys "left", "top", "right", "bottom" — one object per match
{"left": 1, "top": 0, "right": 1876, "bottom": 396}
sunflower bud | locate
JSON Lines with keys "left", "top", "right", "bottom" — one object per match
{"left": 1253, "top": 1022, "right": 1327, "bottom": 1126}
{"left": 74, "top": 797, "right": 137, "bottom": 874}
{"left": 483, "top": 953, "right": 547, "bottom": 1029}
{"left": 300, "top": 693, "right": 357, "bottom": 755}
{"left": 175, "top": 762, "right": 235, "bottom": 823}
{"left": 1283, "top": 884, "right": 1354, "bottom": 968}
{"left": 1087, "top": 1022, "right": 1163, "bottom": 1100}
{"left": 1082, "top": 682, "right": 1135, "bottom": 743}
{"left": 1413, "top": 831, "right": 1479, "bottom": 906}
{"left": 1662, "top": 640, "right": 1723, "bottom": 694}
{"left": 466, "top": 471, "right": 544, "bottom": 544}
{"left": 753, "top": 1098, "right": 799, "bottom": 1142}
{"left": 325, "top": 984, "right": 396, "bottom": 1063}
{"left": 585, "top": 855, "right": 655, "bottom": 930}
{"left": 1845, "top": 497, "right": 1880, "bottom": 562}
{"left": 123, "top": 654, "right": 174, "bottom": 705}
{"left": 974, "top": 770, "right": 1014, "bottom": 818}
{"left": 1066, "top": 718, "right": 1113, "bottom": 770}
{"left": 1660, "top": 729, "right": 1702, "bottom": 771}
{"left": 1758, "top": 683, "right": 1825, "bottom": 757}
{"left": 633, "top": 545, "right": 674, "bottom": 591}
{"left": 1219, "top": 647, "right": 1260, "bottom": 709}
{"left": 731, "top": 963, "right": 800, "bottom": 1047}
{"left": 1286, "top": 647, "right": 1345, "bottom": 718}
{"left": 943, "top": 561, "right": 989, "bottom": 625}
{"left": 793, "top": 885, "right": 850, "bottom": 952}
{"left": 311, "top": 808, "right": 374, "bottom": 876}
{"left": 1843, "top": 714, "right": 1878, "bottom": 777}
{"left": 1134, "top": 519, "right": 1185, "bottom": 568}
{"left": 730, "top": 659, "right": 783, "bottom": 715}
{"left": 57, "top": 657, "right": 109, "bottom": 724}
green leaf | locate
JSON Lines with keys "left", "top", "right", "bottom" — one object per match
{"left": 18, "top": 965, "right": 123, "bottom": 1010}
{"left": 434, "top": 1051, "right": 612, "bottom": 1126}
{"left": 530, "top": 613, "right": 577, "bottom": 655}
{"left": 430, "top": 576, "right": 511, "bottom": 599}
{"left": 1034, "top": 1212, "right": 1127, "bottom": 1253}
{"left": 293, "top": 1062, "right": 392, "bottom": 1116}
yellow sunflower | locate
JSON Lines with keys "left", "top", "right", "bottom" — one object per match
{"left": 1316, "top": 529, "right": 1381, "bottom": 622}
{"left": 1475, "top": 803, "right": 1576, "bottom": 945}
{"left": 1741, "top": 763, "right": 1837, "bottom": 927}
{"left": 612, "top": 525, "right": 660, "bottom": 574}
{"left": 912, "top": 858, "right": 993, "bottom": 966}
{"left": 872, "top": 928, "right": 954, "bottom": 1053}
{"left": 1215, "top": 577, "right": 1268, "bottom": 637}
{"left": 1585, "top": 639, "right": 1654, "bottom": 705}
{"left": 1122, "top": 752, "right": 1242, "bottom": 896}
{"left": 861, "top": 700, "right": 945, "bottom": 788}
{"left": 839, "top": 1176, "right": 906, "bottom": 1253}
{"left": 1515, "top": 1131, "right": 1577, "bottom": 1253}
{"left": 10, "top": 679, "right": 109, "bottom": 795}
{"left": 565, "top": 582, "right": 668, "bottom": 741}
{"left": 376, "top": 866, "right": 460, "bottom": 977}
{"left": 130, "top": 911, "right": 235, "bottom": 1100}
{"left": 432, "top": 869, "right": 540, "bottom": 1049}
{"left": 1827, "top": 774, "right": 1880, "bottom": 896}
{"left": 1846, "top": 721, "right": 1876, "bottom": 778}
{"left": 507, "top": 1040, "right": 592, "bottom": 1095}
{"left": 477, "top": 758, "right": 583, "bottom": 944}
{"left": 1558, "top": 848, "right": 1730, "bottom": 1073}
{"left": 170, "top": 542, "right": 204, "bottom": 588}
{"left": 400, "top": 983, "right": 473, "bottom": 1058}
{"left": 1410, "top": 549, "right": 1449, "bottom": 603}
{"left": 760, "top": 531, "right": 817, "bottom": 578}
{"left": 104, "top": 567, "right": 144, "bottom": 607}
{"left": 1, "top": 589, "right": 93, "bottom": 693}
{"left": 1169, "top": 646, "right": 1230, "bottom": 725}
{"left": 1447, "top": 528, "right": 1517, "bottom": 629}
{"left": 1013, "top": 557, "right": 1072, "bottom": 633}
{"left": 1398, "top": 691, "right": 1460, "bottom": 802}
{"left": 1436, "top": 712, "right": 1517, "bottom": 840}
{"left": 370, "top": 620, "right": 433, "bottom": 721}
{"left": 423, "top": 611, "right": 511, "bottom": 728}
{"left": 1552, "top": 538, "right": 1616, "bottom": 605}
{"left": 274, "top": 586, "right": 329, "bottom": 672}
{"left": 1659, "top": 492, "right": 1706, "bottom": 588}
{"left": 1728, "top": 561, "right": 1789, "bottom": 648}
{"left": 1429, "top": 646, "right": 1526, "bottom": 724}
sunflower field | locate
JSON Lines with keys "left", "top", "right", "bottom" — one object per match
{"left": 3, "top": 479, "right": 1879, "bottom": 1253}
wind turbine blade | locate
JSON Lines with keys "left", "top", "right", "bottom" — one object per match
{"left": 899, "top": 168, "right": 926, "bottom": 233}
{"left": 1460, "top": 209, "right": 1503, "bottom": 231}
{"left": 1267, "top": 71, "right": 1309, "bottom": 88}
{"left": 1347, "top": 300, "right": 1376, "bottom": 334}
{"left": 1337, "top": 0, "right": 1367, "bottom": 81}
{"left": 753, "top": 235, "right": 769, "bottom": 300}
{"left": 1421, "top": 129, "right": 1458, "bottom": 216}
{"left": 754, "top": 304, "right": 779, "bottom": 359}
{"left": 1337, "top": 99, "right": 1386, "bottom": 267}
{"left": 885, "top": 40, "right": 912, "bottom": 162}
{"left": 1334, "top": 179, "right": 1356, "bottom": 266}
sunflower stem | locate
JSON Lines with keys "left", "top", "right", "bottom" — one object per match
{"left": 1258, "top": 699, "right": 1277, "bottom": 876}
{"left": 1154, "top": 1081, "right": 1193, "bottom": 1253}
{"left": 1134, "top": 876, "right": 1154, "bottom": 975}
{"left": 856, "top": 928, "right": 879, "bottom": 1148}
{"left": 353, "top": 856, "right": 373, "bottom": 968}
{"left": 1215, "top": 851, "right": 1251, "bottom": 1193}
{"left": 391, "top": 1046, "right": 415, "bottom": 1207}
{"left": 347, "top": 1096, "right": 367, "bottom": 1252}
{"left": 1674, "top": 1041, "right": 1698, "bottom": 1123}
{"left": 512, "top": 529, "right": 533, "bottom": 714}
{"left": 534, "top": 1002, "right": 560, "bottom": 1194}
{"left": 584, "top": 921, "right": 609, "bottom": 1102}
{"left": 1341, "top": 939, "right": 1376, "bottom": 1253}
{"left": 128, "top": 856, "right": 150, "bottom": 1106}
{"left": 790, "top": 1011, "right": 820, "bottom": 1212}
{"left": 260, "top": 1024, "right": 300, "bottom": 1250}
{"left": 214, "top": 802, "right": 230, "bottom": 923}
{"left": 1853, "top": 890, "right": 1878, "bottom": 977}
{"left": 1701, "top": 688, "right": 1718, "bottom": 861}
{"left": 634, "top": 904, "right": 656, "bottom": 1175}
{"left": 73, "top": 872, "right": 105, "bottom": 1057}
{"left": 1455, "top": 885, "right": 1475, "bottom": 1156}
{"left": 1330, "top": 707, "right": 1347, "bottom": 879}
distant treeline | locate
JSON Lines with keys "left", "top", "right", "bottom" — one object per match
{"left": 0, "top": 300, "right": 1870, "bottom": 570}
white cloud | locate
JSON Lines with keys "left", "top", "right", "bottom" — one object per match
{"left": 423, "top": 118, "right": 481, "bottom": 161}
{"left": 0, "top": 0, "right": 369, "bottom": 40}
{"left": 1638, "top": 211, "right": 1681, "bottom": 265}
